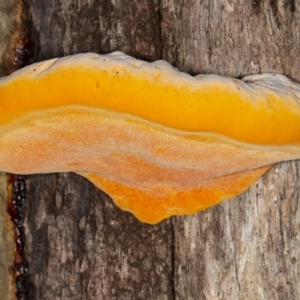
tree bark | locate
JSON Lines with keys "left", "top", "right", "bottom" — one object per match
{"left": 0, "top": 0, "right": 300, "bottom": 299}
{"left": 24, "top": 1, "right": 173, "bottom": 299}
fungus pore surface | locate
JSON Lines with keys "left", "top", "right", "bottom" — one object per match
{"left": 0, "top": 52, "right": 300, "bottom": 223}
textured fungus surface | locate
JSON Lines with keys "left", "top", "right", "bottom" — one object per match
{"left": 0, "top": 52, "right": 300, "bottom": 223}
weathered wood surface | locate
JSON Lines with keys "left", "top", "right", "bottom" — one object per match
{"left": 0, "top": 0, "right": 299, "bottom": 299}
{"left": 25, "top": 1, "right": 173, "bottom": 300}
{"left": 0, "top": 173, "right": 15, "bottom": 300}
{"left": 163, "top": 2, "right": 300, "bottom": 299}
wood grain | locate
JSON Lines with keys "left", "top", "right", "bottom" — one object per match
{"left": 160, "top": 1, "right": 300, "bottom": 298}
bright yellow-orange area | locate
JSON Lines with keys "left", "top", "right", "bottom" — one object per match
{"left": 0, "top": 55, "right": 300, "bottom": 145}
{"left": 82, "top": 165, "right": 271, "bottom": 223}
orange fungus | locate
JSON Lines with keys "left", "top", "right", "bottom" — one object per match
{"left": 0, "top": 52, "right": 300, "bottom": 223}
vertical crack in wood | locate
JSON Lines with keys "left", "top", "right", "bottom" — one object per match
{"left": 288, "top": 0, "right": 295, "bottom": 12}
{"left": 2, "top": 1, "right": 34, "bottom": 297}
{"left": 233, "top": 251, "right": 241, "bottom": 292}
{"left": 7, "top": 175, "right": 30, "bottom": 300}
{"left": 156, "top": 0, "right": 163, "bottom": 59}
{"left": 170, "top": 218, "right": 176, "bottom": 300}
{"left": 278, "top": 195, "right": 286, "bottom": 258}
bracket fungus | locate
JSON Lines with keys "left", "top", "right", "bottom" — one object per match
{"left": 0, "top": 52, "right": 300, "bottom": 223}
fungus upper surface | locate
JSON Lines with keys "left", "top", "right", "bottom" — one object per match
{"left": 0, "top": 52, "right": 300, "bottom": 223}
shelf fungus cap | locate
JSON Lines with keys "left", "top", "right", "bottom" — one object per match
{"left": 1, "top": 52, "right": 300, "bottom": 223}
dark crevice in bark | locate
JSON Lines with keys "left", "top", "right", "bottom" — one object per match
{"left": 170, "top": 219, "right": 176, "bottom": 300}
{"left": 156, "top": 0, "right": 163, "bottom": 59}
{"left": 288, "top": 0, "right": 295, "bottom": 12}
{"left": 7, "top": 175, "right": 30, "bottom": 300}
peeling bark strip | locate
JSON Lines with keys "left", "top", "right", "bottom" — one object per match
{"left": 7, "top": 175, "right": 29, "bottom": 300}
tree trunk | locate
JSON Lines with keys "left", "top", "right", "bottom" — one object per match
{"left": 1, "top": 0, "right": 300, "bottom": 299}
